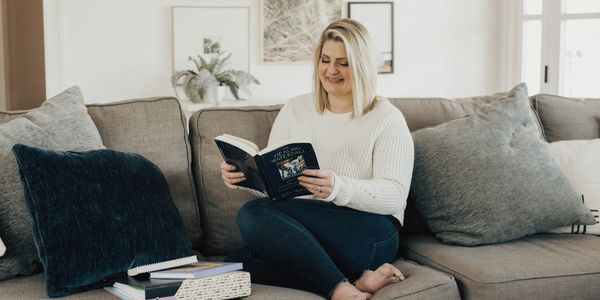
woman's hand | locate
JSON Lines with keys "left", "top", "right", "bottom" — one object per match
{"left": 220, "top": 161, "right": 246, "bottom": 189}
{"left": 298, "top": 169, "right": 335, "bottom": 199}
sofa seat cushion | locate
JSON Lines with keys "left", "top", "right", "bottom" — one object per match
{"left": 0, "top": 273, "right": 116, "bottom": 299}
{"left": 371, "top": 259, "right": 459, "bottom": 300}
{"left": 208, "top": 256, "right": 459, "bottom": 300}
{"left": 399, "top": 233, "right": 600, "bottom": 299}
{"left": 0, "top": 257, "right": 458, "bottom": 299}
{"left": 0, "top": 273, "right": 319, "bottom": 300}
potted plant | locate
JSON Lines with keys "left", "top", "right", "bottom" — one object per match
{"left": 172, "top": 52, "right": 259, "bottom": 104}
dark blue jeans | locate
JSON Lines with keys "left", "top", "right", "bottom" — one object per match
{"left": 225, "top": 198, "right": 400, "bottom": 296}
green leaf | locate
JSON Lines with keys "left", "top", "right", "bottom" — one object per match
{"left": 213, "top": 52, "right": 232, "bottom": 75}
{"left": 174, "top": 51, "right": 259, "bottom": 102}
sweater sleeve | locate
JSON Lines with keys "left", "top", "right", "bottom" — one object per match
{"left": 331, "top": 113, "right": 414, "bottom": 216}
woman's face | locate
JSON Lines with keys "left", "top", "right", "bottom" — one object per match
{"left": 319, "top": 40, "right": 352, "bottom": 99}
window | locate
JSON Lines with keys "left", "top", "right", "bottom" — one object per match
{"left": 520, "top": 0, "right": 600, "bottom": 97}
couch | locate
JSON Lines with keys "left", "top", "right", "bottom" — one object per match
{"left": 0, "top": 91, "right": 599, "bottom": 299}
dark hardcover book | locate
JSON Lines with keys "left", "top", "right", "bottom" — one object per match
{"left": 214, "top": 134, "right": 320, "bottom": 201}
{"left": 106, "top": 275, "right": 183, "bottom": 299}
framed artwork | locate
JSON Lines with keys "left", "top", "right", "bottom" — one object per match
{"left": 172, "top": 6, "right": 250, "bottom": 73}
{"left": 347, "top": 1, "right": 394, "bottom": 74}
{"left": 261, "top": 0, "right": 341, "bottom": 63}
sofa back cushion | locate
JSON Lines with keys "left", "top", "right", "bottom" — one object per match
{"left": 190, "top": 90, "right": 545, "bottom": 255}
{"left": 532, "top": 94, "right": 600, "bottom": 142}
{"left": 0, "top": 87, "right": 105, "bottom": 281}
{"left": 86, "top": 97, "right": 201, "bottom": 249}
{"left": 1, "top": 97, "right": 201, "bottom": 249}
{"left": 389, "top": 93, "right": 544, "bottom": 233}
{"left": 190, "top": 106, "right": 280, "bottom": 255}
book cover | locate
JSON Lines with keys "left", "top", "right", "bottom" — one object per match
{"left": 106, "top": 276, "right": 184, "bottom": 300}
{"left": 214, "top": 138, "right": 268, "bottom": 194}
{"left": 150, "top": 261, "right": 243, "bottom": 279}
{"left": 215, "top": 134, "right": 320, "bottom": 201}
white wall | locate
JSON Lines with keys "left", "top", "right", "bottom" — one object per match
{"left": 44, "top": 0, "right": 510, "bottom": 104}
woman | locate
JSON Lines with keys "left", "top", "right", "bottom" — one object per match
{"left": 221, "top": 19, "right": 414, "bottom": 300}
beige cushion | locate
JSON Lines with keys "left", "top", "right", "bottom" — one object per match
{"left": 399, "top": 233, "right": 600, "bottom": 299}
{"left": 0, "top": 273, "right": 117, "bottom": 299}
{"left": 389, "top": 92, "right": 543, "bottom": 134}
{"left": 248, "top": 259, "right": 460, "bottom": 300}
{"left": 190, "top": 92, "right": 547, "bottom": 253}
{"left": 372, "top": 259, "right": 459, "bottom": 300}
{"left": 0, "top": 272, "right": 318, "bottom": 300}
{"left": 0, "top": 97, "right": 202, "bottom": 249}
{"left": 0, "top": 258, "right": 458, "bottom": 299}
{"left": 532, "top": 94, "right": 600, "bottom": 142}
{"left": 2, "top": 98, "right": 201, "bottom": 249}
{"left": 85, "top": 97, "right": 201, "bottom": 249}
{"left": 190, "top": 105, "right": 281, "bottom": 255}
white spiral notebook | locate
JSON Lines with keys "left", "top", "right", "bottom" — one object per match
{"left": 127, "top": 255, "right": 198, "bottom": 276}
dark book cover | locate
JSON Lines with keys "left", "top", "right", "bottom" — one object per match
{"left": 214, "top": 139, "right": 268, "bottom": 194}
{"left": 257, "top": 142, "right": 319, "bottom": 201}
{"left": 108, "top": 275, "right": 183, "bottom": 299}
{"left": 214, "top": 135, "right": 320, "bottom": 201}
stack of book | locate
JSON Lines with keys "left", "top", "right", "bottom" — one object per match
{"left": 104, "top": 260, "right": 250, "bottom": 300}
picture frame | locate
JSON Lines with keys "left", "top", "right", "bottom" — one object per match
{"left": 347, "top": 1, "right": 394, "bottom": 74}
{"left": 261, "top": 0, "right": 341, "bottom": 64}
{"left": 172, "top": 6, "right": 250, "bottom": 73}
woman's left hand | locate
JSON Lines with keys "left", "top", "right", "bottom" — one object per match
{"left": 298, "top": 169, "right": 335, "bottom": 199}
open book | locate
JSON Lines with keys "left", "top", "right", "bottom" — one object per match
{"left": 214, "top": 134, "right": 320, "bottom": 201}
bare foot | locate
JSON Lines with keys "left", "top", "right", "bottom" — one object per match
{"left": 354, "top": 263, "right": 405, "bottom": 293}
{"left": 331, "top": 282, "right": 372, "bottom": 300}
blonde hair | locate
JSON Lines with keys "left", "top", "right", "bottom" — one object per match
{"left": 313, "top": 18, "right": 378, "bottom": 118}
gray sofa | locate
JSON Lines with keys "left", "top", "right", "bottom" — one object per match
{"left": 0, "top": 92, "right": 599, "bottom": 299}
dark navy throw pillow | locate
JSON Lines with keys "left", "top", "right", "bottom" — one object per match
{"left": 12, "top": 144, "right": 195, "bottom": 297}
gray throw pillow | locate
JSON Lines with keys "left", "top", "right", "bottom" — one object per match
{"left": 0, "top": 86, "right": 105, "bottom": 281}
{"left": 410, "top": 83, "right": 596, "bottom": 246}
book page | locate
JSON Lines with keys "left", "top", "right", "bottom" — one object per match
{"left": 214, "top": 134, "right": 259, "bottom": 156}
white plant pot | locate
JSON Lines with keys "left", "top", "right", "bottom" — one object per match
{"left": 198, "top": 85, "right": 227, "bottom": 106}
{"left": 215, "top": 86, "right": 227, "bottom": 104}
{"left": 175, "top": 85, "right": 228, "bottom": 106}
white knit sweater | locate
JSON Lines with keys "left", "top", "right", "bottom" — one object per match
{"left": 267, "top": 93, "right": 414, "bottom": 224}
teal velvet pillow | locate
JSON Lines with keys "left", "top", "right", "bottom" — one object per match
{"left": 12, "top": 144, "right": 195, "bottom": 297}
